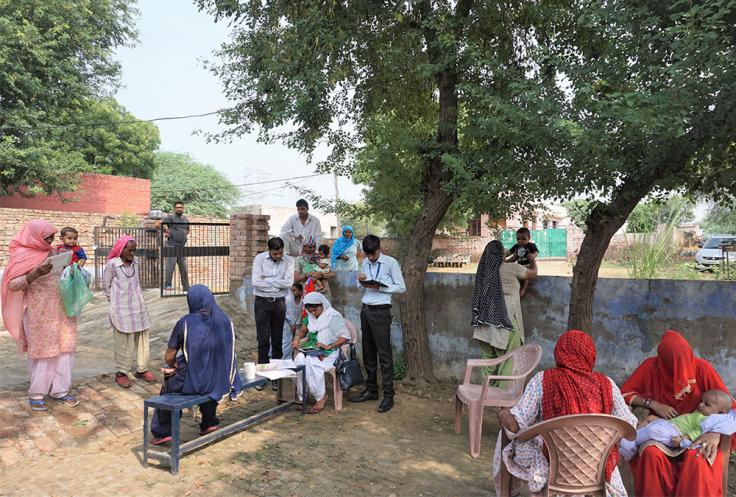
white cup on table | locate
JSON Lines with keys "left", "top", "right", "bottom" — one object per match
{"left": 243, "top": 362, "right": 256, "bottom": 380}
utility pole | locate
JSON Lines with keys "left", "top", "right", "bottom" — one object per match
{"left": 334, "top": 171, "right": 341, "bottom": 231}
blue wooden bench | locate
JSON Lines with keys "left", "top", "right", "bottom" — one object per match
{"left": 143, "top": 367, "right": 306, "bottom": 474}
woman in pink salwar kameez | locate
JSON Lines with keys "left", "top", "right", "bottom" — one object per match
{"left": 1, "top": 220, "right": 79, "bottom": 411}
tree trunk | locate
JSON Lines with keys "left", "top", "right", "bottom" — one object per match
{"left": 567, "top": 215, "right": 628, "bottom": 332}
{"left": 567, "top": 181, "right": 657, "bottom": 332}
{"left": 400, "top": 68, "right": 459, "bottom": 383}
{"left": 400, "top": 189, "right": 454, "bottom": 383}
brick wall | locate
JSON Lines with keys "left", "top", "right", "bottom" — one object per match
{"left": 0, "top": 208, "right": 119, "bottom": 269}
{"left": 229, "top": 213, "right": 270, "bottom": 286}
{"left": 0, "top": 208, "right": 227, "bottom": 269}
{"left": 0, "top": 173, "right": 151, "bottom": 215}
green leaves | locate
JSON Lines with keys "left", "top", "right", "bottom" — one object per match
{"left": 150, "top": 152, "right": 240, "bottom": 218}
{"left": 71, "top": 98, "right": 161, "bottom": 179}
{"left": 0, "top": 0, "right": 138, "bottom": 196}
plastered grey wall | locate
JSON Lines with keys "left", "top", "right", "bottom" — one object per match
{"left": 331, "top": 272, "right": 736, "bottom": 386}
{"left": 237, "top": 271, "right": 736, "bottom": 386}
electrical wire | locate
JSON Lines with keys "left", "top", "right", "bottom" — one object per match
{"left": 0, "top": 110, "right": 223, "bottom": 132}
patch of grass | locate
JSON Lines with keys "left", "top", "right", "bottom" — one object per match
{"left": 626, "top": 200, "right": 687, "bottom": 279}
{"left": 393, "top": 355, "right": 407, "bottom": 381}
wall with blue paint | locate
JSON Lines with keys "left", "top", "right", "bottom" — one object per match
{"left": 236, "top": 272, "right": 736, "bottom": 387}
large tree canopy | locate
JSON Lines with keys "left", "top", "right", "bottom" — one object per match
{"left": 199, "top": 0, "right": 736, "bottom": 376}
{"left": 0, "top": 0, "right": 139, "bottom": 195}
{"left": 198, "top": 0, "right": 565, "bottom": 382}
{"left": 702, "top": 202, "right": 736, "bottom": 236}
{"left": 72, "top": 98, "right": 161, "bottom": 179}
{"left": 151, "top": 152, "right": 240, "bottom": 218}
{"left": 529, "top": 1, "right": 736, "bottom": 329}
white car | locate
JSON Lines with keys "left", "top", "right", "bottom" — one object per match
{"left": 695, "top": 235, "right": 736, "bottom": 270}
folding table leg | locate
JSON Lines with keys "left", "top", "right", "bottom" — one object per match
{"left": 143, "top": 404, "right": 149, "bottom": 466}
{"left": 170, "top": 408, "right": 181, "bottom": 475}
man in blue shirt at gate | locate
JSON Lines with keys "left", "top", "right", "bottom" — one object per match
{"left": 351, "top": 235, "right": 406, "bottom": 413}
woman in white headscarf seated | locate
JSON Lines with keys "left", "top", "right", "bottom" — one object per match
{"left": 291, "top": 292, "right": 351, "bottom": 414}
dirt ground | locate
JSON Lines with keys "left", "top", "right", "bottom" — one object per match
{"left": 428, "top": 259, "right": 719, "bottom": 281}
{"left": 0, "top": 385, "right": 497, "bottom": 497}
{"left": 1, "top": 291, "right": 733, "bottom": 497}
{"left": 0, "top": 291, "right": 496, "bottom": 497}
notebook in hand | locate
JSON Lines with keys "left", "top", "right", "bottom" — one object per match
{"left": 298, "top": 348, "right": 325, "bottom": 357}
{"left": 360, "top": 280, "right": 388, "bottom": 287}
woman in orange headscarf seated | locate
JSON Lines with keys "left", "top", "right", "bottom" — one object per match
{"left": 621, "top": 330, "right": 736, "bottom": 497}
{"left": 494, "top": 330, "right": 637, "bottom": 497}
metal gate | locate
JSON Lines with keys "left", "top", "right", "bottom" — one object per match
{"left": 160, "top": 222, "right": 230, "bottom": 297}
{"left": 94, "top": 226, "right": 161, "bottom": 290}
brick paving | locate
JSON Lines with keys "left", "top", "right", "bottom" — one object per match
{"left": 0, "top": 373, "right": 160, "bottom": 466}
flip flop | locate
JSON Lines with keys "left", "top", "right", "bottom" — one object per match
{"left": 151, "top": 436, "right": 172, "bottom": 445}
{"left": 29, "top": 398, "right": 47, "bottom": 411}
{"left": 199, "top": 426, "right": 220, "bottom": 436}
{"left": 54, "top": 395, "right": 79, "bottom": 407}
{"left": 307, "top": 406, "right": 324, "bottom": 414}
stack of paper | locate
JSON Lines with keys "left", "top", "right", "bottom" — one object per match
{"left": 255, "top": 358, "right": 297, "bottom": 380}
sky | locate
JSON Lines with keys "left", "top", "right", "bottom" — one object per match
{"left": 113, "top": 0, "right": 363, "bottom": 208}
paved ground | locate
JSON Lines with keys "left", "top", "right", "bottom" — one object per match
{"left": 0, "top": 290, "right": 254, "bottom": 390}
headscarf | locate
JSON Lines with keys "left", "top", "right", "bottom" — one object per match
{"left": 177, "top": 285, "right": 242, "bottom": 401}
{"left": 1, "top": 220, "right": 57, "bottom": 343}
{"left": 107, "top": 235, "right": 135, "bottom": 261}
{"left": 621, "top": 330, "right": 736, "bottom": 417}
{"left": 655, "top": 330, "right": 697, "bottom": 402}
{"left": 330, "top": 226, "right": 357, "bottom": 267}
{"left": 541, "top": 330, "right": 617, "bottom": 481}
{"left": 303, "top": 292, "right": 342, "bottom": 332}
{"left": 300, "top": 235, "right": 320, "bottom": 264}
{"left": 471, "top": 240, "right": 512, "bottom": 329}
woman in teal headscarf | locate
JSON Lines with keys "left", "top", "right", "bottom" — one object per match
{"left": 331, "top": 226, "right": 360, "bottom": 271}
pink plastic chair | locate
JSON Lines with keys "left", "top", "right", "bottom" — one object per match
{"left": 498, "top": 413, "right": 636, "bottom": 497}
{"left": 454, "top": 343, "right": 542, "bottom": 458}
{"left": 325, "top": 319, "right": 360, "bottom": 411}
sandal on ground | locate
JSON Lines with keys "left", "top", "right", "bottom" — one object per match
{"left": 54, "top": 395, "right": 79, "bottom": 407}
{"left": 29, "top": 398, "right": 47, "bottom": 411}
{"left": 199, "top": 426, "right": 220, "bottom": 436}
{"left": 307, "top": 406, "right": 324, "bottom": 414}
{"left": 115, "top": 372, "right": 131, "bottom": 389}
{"left": 151, "top": 436, "right": 172, "bottom": 445}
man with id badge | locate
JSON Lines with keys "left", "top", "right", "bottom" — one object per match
{"left": 352, "top": 235, "right": 406, "bottom": 413}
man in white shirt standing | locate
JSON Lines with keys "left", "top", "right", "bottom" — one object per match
{"left": 352, "top": 235, "right": 406, "bottom": 413}
{"left": 280, "top": 199, "right": 322, "bottom": 257}
{"left": 252, "top": 237, "right": 295, "bottom": 374}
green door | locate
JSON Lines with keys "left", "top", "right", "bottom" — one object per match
{"left": 499, "top": 228, "right": 566, "bottom": 258}
{"left": 547, "top": 228, "right": 567, "bottom": 258}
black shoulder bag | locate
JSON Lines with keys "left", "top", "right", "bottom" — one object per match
{"left": 334, "top": 343, "right": 364, "bottom": 391}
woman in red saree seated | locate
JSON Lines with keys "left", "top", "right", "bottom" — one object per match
{"left": 495, "top": 330, "right": 637, "bottom": 496}
{"left": 621, "top": 330, "right": 736, "bottom": 497}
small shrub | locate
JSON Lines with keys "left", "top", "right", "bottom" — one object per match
{"left": 673, "top": 262, "right": 699, "bottom": 280}
{"left": 393, "top": 355, "right": 407, "bottom": 381}
{"left": 118, "top": 210, "right": 139, "bottom": 228}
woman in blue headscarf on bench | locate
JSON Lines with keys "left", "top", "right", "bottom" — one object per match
{"left": 151, "top": 285, "right": 243, "bottom": 445}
